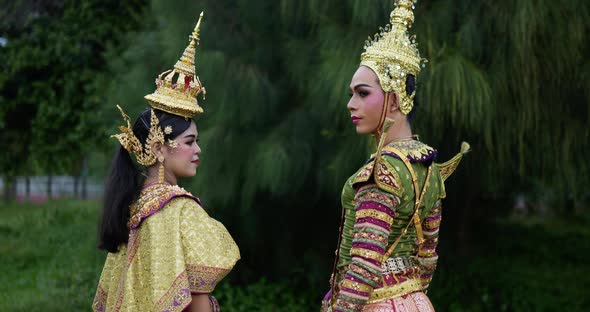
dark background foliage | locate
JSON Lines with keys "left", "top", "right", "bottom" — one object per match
{"left": 1, "top": 0, "right": 589, "bottom": 310}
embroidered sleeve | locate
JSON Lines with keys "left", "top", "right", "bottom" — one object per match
{"left": 180, "top": 200, "right": 241, "bottom": 294}
{"left": 416, "top": 200, "right": 442, "bottom": 290}
{"left": 333, "top": 184, "right": 399, "bottom": 311}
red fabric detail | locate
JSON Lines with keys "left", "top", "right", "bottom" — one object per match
{"left": 184, "top": 76, "right": 191, "bottom": 91}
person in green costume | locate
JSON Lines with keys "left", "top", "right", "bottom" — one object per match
{"left": 321, "top": 1, "right": 469, "bottom": 311}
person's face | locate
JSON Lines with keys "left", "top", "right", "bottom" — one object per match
{"left": 163, "top": 121, "right": 201, "bottom": 178}
{"left": 347, "top": 66, "right": 386, "bottom": 134}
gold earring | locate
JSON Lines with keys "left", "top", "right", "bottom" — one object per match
{"left": 158, "top": 156, "right": 165, "bottom": 184}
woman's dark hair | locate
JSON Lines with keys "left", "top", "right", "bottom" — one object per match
{"left": 98, "top": 108, "right": 192, "bottom": 252}
{"left": 405, "top": 74, "right": 418, "bottom": 123}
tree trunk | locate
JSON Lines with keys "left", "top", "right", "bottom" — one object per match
{"left": 2, "top": 176, "right": 17, "bottom": 203}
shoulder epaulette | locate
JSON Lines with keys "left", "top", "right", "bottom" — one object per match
{"left": 434, "top": 142, "right": 470, "bottom": 183}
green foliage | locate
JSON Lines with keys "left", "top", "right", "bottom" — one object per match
{"left": 2, "top": 0, "right": 589, "bottom": 307}
{"left": 92, "top": 0, "right": 590, "bottom": 285}
{"left": 0, "top": 200, "right": 321, "bottom": 311}
{"left": 0, "top": 200, "right": 105, "bottom": 310}
{"left": 428, "top": 217, "right": 590, "bottom": 311}
{"left": 215, "top": 279, "right": 317, "bottom": 311}
{"left": 0, "top": 0, "right": 148, "bottom": 177}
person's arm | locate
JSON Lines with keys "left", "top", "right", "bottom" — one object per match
{"left": 333, "top": 184, "right": 399, "bottom": 311}
{"left": 178, "top": 198, "right": 239, "bottom": 309}
{"left": 416, "top": 200, "right": 442, "bottom": 291}
{"left": 186, "top": 294, "right": 211, "bottom": 312}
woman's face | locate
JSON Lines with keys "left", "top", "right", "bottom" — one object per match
{"left": 347, "top": 66, "right": 386, "bottom": 134}
{"left": 163, "top": 121, "right": 201, "bottom": 179}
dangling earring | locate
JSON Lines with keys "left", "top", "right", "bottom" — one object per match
{"left": 158, "top": 156, "right": 165, "bottom": 184}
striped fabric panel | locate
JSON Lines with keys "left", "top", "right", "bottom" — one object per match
{"left": 339, "top": 289, "right": 370, "bottom": 300}
{"left": 354, "top": 219, "right": 391, "bottom": 232}
{"left": 417, "top": 202, "right": 443, "bottom": 290}
{"left": 334, "top": 185, "right": 399, "bottom": 312}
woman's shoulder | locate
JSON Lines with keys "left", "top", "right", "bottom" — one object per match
{"left": 128, "top": 183, "right": 200, "bottom": 230}
{"left": 382, "top": 140, "right": 438, "bottom": 166}
{"left": 350, "top": 140, "right": 438, "bottom": 198}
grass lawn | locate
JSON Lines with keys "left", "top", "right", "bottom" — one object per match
{"left": 0, "top": 200, "right": 105, "bottom": 311}
{"left": 0, "top": 200, "right": 588, "bottom": 311}
{"left": 0, "top": 200, "right": 315, "bottom": 311}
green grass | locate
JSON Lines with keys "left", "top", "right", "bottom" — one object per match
{"left": 0, "top": 200, "right": 105, "bottom": 311}
{"left": 0, "top": 201, "right": 317, "bottom": 311}
{"left": 0, "top": 201, "right": 588, "bottom": 311}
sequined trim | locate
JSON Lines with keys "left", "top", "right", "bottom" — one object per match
{"left": 354, "top": 162, "right": 375, "bottom": 183}
{"left": 424, "top": 218, "right": 441, "bottom": 228}
{"left": 186, "top": 264, "right": 231, "bottom": 293}
{"left": 341, "top": 279, "right": 373, "bottom": 293}
{"left": 354, "top": 140, "right": 436, "bottom": 197}
{"left": 374, "top": 160, "right": 403, "bottom": 197}
{"left": 350, "top": 247, "right": 383, "bottom": 261}
{"left": 128, "top": 184, "right": 199, "bottom": 229}
{"left": 355, "top": 209, "right": 394, "bottom": 224}
{"left": 108, "top": 230, "right": 141, "bottom": 311}
{"left": 352, "top": 158, "right": 404, "bottom": 198}
{"left": 381, "top": 140, "right": 437, "bottom": 165}
{"left": 355, "top": 231, "right": 389, "bottom": 246}
{"left": 367, "top": 278, "right": 423, "bottom": 303}
{"left": 92, "top": 285, "right": 107, "bottom": 312}
{"left": 355, "top": 187, "right": 398, "bottom": 209}
{"left": 155, "top": 271, "right": 192, "bottom": 312}
{"left": 382, "top": 256, "right": 415, "bottom": 274}
{"left": 336, "top": 298, "right": 364, "bottom": 311}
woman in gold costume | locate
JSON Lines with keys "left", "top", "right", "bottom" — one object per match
{"left": 93, "top": 13, "right": 240, "bottom": 312}
{"left": 321, "top": 1, "right": 468, "bottom": 311}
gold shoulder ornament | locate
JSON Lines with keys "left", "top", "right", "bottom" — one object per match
{"left": 435, "top": 142, "right": 471, "bottom": 182}
{"left": 352, "top": 119, "right": 404, "bottom": 198}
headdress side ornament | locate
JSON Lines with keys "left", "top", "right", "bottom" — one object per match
{"left": 144, "top": 12, "right": 207, "bottom": 118}
{"left": 360, "top": 0, "right": 426, "bottom": 115}
{"left": 112, "top": 105, "right": 165, "bottom": 167}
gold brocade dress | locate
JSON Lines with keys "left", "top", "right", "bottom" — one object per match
{"left": 92, "top": 184, "right": 240, "bottom": 312}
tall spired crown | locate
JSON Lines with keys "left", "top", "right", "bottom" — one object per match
{"left": 360, "top": 0, "right": 425, "bottom": 115}
{"left": 145, "top": 12, "right": 206, "bottom": 118}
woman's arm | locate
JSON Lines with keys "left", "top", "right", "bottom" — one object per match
{"left": 333, "top": 184, "right": 399, "bottom": 311}
{"left": 186, "top": 294, "right": 215, "bottom": 312}
{"left": 417, "top": 200, "right": 442, "bottom": 291}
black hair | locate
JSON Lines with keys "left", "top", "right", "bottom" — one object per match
{"left": 98, "top": 108, "right": 192, "bottom": 252}
{"left": 405, "top": 74, "right": 418, "bottom": 123}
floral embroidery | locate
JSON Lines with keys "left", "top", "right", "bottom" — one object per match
{"left": 382, "top": 140, "right": 437, "bottom": 165}
{"left": 128, "top": 184, "right": 199, "bottom": 229}
{"left": 186, "top": 264, "right": 231, "bottom": 293}
{"left": 155, "top": 271, "right": 192, "bottom": 312}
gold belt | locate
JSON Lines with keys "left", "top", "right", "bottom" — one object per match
{"left": 367, "top": 278, "right": 423, "bottom": 303}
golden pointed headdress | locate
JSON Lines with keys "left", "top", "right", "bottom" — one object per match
{"left": 360, "top": 0, "right": 426, "bottom": 115}
{"left": 144, "top": 12, "right": 206, "bottom": 118}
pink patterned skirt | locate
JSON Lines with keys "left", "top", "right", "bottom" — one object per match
{"left": 362, "top": 292, "right": 435, "bottom": 312}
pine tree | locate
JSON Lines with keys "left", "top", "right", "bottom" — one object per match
{"left": 101, "top": 0, "right": 589, "bottom": 285}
